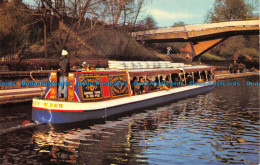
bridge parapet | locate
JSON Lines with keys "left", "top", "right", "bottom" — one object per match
{"left": 132, "top": 20, "right": 259, "bottom": 38}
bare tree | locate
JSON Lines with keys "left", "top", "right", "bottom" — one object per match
{"left": 21, "top": 0, "right": 147, "bottom": 58}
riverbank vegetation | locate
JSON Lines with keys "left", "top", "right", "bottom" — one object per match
{"left": 0, "top": 0, "right": 159, "bottom": 61}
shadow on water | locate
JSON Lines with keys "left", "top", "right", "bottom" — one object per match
{"left": 0, "top": 76, "right": 259, "bottom": 165}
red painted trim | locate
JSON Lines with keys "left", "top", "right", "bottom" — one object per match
{"left": 74, "top": 92, "right": 79, "bottom": 102}
{"left": 45, "top": 89, "right": 51, "bottom": 99}
{"left": 32, "top": 106, "right": 84, "bottom": 112}
{"left": 101, "top": 76, "right": 110, "bottom": 97}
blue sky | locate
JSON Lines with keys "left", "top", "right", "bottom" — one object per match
{"left": 139, "top": 0, "right": 215, "bottom": 27}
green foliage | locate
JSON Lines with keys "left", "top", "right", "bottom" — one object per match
{"left": 209, "top": 36, "right": 259, "bottom": 61}
{"left": 137, "top": 15, "right": 158, "bottom": 29}
{"left": 172, "top": 21, "right": 185, "bottom": 27}
{"left": 205, "top": 0, "right": 258, "bottom": 22}
{"left": 220, "top": 36, "right": 246, "bottom": 57}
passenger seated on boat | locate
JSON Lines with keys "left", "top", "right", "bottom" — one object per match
{"left": 200, "top": 71, "right": 207, "bottom": 81}
{"left": 194, "top": 72, "right": 199, "bottom": 82}
{"left": 172, "top": 77, "right": 179, "bottom": 87}
{"left": 159, "top": 76, "right": 164, "bottom": 83}
{"left": 130, "top": 77, "right": 136, "bottom": 95}
{"left": 144, "top": 78, "right": 152, "bottom": 92}
{"left": 180, "top": 76, "right": 185, "bottom": 84}
{"left": 159, "top": 76, "right": 169, "bottom": 90}
{"left": 152, "top": 77, "right": 160, "bottom": 90}
{"left": 151, "top": 82, "right": 158, "bottom": 91}
{"left": 165, "top": 75, "right": 171, "bottom": 88}
{"left": 72, "top": 66, "right": 78, "bottom": 70}
{"left": 185, "top": 73, "right": 193, "bottom": 85}
{"left": 162, "top": 84, "right": 169, "bottom": 90}
{"left": 89, "top": 66, "right": 94, "bottom": 70}
{"left": 139, "top": 77, "right": 146, "bottom": 94}
{"left": 171, "top": 74, "right": 179, "bottom": 87}
{"left": 131, "top": 77, "right": 141, "bottom": 95}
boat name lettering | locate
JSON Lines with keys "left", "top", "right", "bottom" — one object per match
{"left": 33, "top": 101, "right": 63, "bottom": 108}
{"left": 77, "top": 81, "right": 128, "bottom": 86}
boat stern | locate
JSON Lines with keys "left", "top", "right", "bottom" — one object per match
{"left": 32, "top": 98, "right": 84, "bottom": 123}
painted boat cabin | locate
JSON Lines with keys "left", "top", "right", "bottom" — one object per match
{"left": 45, "top": 70, "right": 131, "bottom": 102}
{"left": 44, "top": 65, "right": 214, "bottom": 102}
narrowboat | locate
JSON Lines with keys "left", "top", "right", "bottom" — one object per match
{"left": 32, "top": 61, "right": 215, "bottom": 123}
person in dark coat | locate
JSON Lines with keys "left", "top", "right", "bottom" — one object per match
{"left": 58, "top": 49, "right": 70, "bottom": 98}
{"left": 130, "top": 77, "right": 140, "bottom": 95}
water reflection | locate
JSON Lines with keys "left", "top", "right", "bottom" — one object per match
{"left": 0, "top": 76, "right": 259, "bottom": 164}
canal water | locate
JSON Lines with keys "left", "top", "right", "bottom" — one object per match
{"left": 0, "top": 76, "right": 259, "bottom": 165}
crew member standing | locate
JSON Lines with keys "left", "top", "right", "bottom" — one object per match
{"left": 58, "top": 49, "right": 70, "bottom": 99}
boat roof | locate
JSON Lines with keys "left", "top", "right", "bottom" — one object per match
{"left": 107, "top": 61, "right": 213, "bottom": 71}
{"left": 127, "top": 68, "right": 180, "bottom": 77}
{"left": 71, "top": 61, "right": 214, "bottom": 76}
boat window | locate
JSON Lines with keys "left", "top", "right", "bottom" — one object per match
{"left": 130, "top": 77, "right": 138, "bottom": 95}
{"left": 208, "top": 71, "right": 214, "bottom": 81}
{"left": 185, "top": 73, "right": 193, "bottom": 85}
{"left": 194, "top": 72, "right": 200, "bottom": 83}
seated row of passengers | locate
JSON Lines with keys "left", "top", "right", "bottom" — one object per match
{"left": 130, "top": 71, "right": 212, "bottom": 95}
{"left": 130, "top": 75, "right": 180, "bottom": 95}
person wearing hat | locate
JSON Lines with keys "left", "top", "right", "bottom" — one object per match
{"left": 81, "top": 61, "right": 89, "bottom": 71}
{"left": 58, "top": 49, "right": 70, "bottom": 99}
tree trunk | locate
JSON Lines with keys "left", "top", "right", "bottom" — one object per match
{"left": 43, "top": 8, "right": 47, "bottom": 59}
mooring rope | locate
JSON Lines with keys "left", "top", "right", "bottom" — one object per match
{"left": 30, "top": 70, "right": 45, "bottom": 93}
